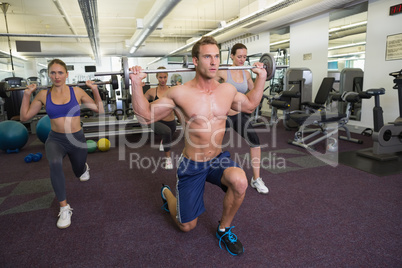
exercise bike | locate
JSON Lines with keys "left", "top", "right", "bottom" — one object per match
{"left": 357, "top": 69, "right": 402, "bottom": 161}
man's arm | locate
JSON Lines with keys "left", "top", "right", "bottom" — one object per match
{"left": 130, "top": 66, "right": 175, "bottom": 124}
{"left": 231, "top": 62, "right": 267, "bottom": 113}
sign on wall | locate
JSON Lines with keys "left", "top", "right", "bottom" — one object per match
{"left": 386, "top": 33, "right": 402, "bottom": 60}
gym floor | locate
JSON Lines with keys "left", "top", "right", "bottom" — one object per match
{"left": 0, "top": 119, "right": 401, "bottom": 267}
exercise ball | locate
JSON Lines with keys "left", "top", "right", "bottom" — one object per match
{"left": 0, "top": 120, "right": 29, "bottom": 152}
{"left": 86, "top": 140, "right": 97, "bottom": 153}
{"left": 97, "top": 138, "right": 110, "bottom": 152}
{"left": 36, "top": 115, "right": 51, "bottom": 143}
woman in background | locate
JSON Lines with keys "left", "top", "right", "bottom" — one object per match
{"left": 144, "top": 67, "right": 176, "bottom": 169}
{"left": 215, "top": 43, "right": 269, "bottom": 194}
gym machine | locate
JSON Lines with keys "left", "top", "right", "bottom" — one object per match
{"left": 276, "top": 68, "right": 313, "bottom": 129}
{"left": 338, "top": 68, "right": 364, "bottom": 121}
{"left": 1, "top": 77, "right": 25, "bottom": 120}
{"left": 357, "top": 70, "right": 402, "bottom": 161}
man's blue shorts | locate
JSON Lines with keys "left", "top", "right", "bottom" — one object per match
{"left": 175, "top": 151, "right": 240, "bottom": 224}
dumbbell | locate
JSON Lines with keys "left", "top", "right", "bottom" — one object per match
{"left": 24, "top": 152, "right": 43, "bottom": 163}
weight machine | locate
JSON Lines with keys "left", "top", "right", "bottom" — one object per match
{"left": 357, "top": 70, "right": 402, "bottom": 161}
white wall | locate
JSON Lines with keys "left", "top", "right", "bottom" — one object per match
{"left": 289, "top": 13, "right": 330, "bottom": 97}
{"left": 24, "top": 60, "right": 38, "bottom": 79}
{"left": 355, "top": 0, "right": 402, "bottom": 128}
{"left": 246, "top": 32, "right": 271, "bottom": 56}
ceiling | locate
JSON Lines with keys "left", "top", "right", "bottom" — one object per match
{"left": 0, "top": 0, "right": 368, "bottom": 62}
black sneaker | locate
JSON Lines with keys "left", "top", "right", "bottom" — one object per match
{"left": 161, "top": 184, "right": 171, "bottom": 212}
{"left": 216, "top": 225, "right": 244, "bottom": 256}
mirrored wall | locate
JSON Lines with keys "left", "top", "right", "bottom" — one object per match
{"left": 269, "top": 27, "right": 290, "bottom": 94}
{"left": 328, "top": 1, "right": 368, "bottom": 121}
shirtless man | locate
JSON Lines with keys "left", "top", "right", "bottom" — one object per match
{"left": 130, "top": 36, "right": 267, "bottom": 256}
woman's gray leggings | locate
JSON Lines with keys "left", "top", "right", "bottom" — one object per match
{"left": 45, "top": 130, "right": 87, "bottom": 202}
{"left": 150, "top": 119, "right": 176, "bottom": 152}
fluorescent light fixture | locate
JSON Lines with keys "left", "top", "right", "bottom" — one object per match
{"left": 147, "top": 57, "right": 164, "bottom": 66}
{"left": 270, "top": 39, "right": 290, "bottom": 46}
{"left": 328, "top": 42, "right": 366, "bottom": 50}
{"left": 0, "top": 69, "right": 13, "bottom": 73}
{"left": 329, "top": 21, "right": 367, "bottom": 33}
{"left": 328, "top": 51, "right": 365, "bottom": 58}
{"left": 340, "top": 21, "right": 367, "bottom": 29}
{"left": 329, "top": 27, "right": 341, "bottom": 32}
{"left": 0, "top": 49, "right": 27, "bottom": 61}
{"left": 328, "top": 57, "right": 365, "bottom": 62}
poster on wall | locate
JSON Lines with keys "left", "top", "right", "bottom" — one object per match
{"left": 386, "top": 33, "right": 402, "bottom": 61}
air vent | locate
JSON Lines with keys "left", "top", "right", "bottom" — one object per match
{"left": 16, "top": 41, "right": 41, "bottom": 52}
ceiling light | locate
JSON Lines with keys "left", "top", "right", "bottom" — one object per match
{"left": 328, "top": 56, "right": 365, "bottom": 62}
{"left": 329, "top": 21, "right": 367, "bottom": 33}
{"left": 328, "top": 42, "right": 366, "bottom": 50}
{"left": 0, "top": 49, "right": 27, "bottom": 61}
{"left": 270, "top": 39, "right": 290, "bottom": 46}
{"left": 147, "top": 57, "right": 164, "bottom": 66}
{"left": 328, "top": 51, "right": 365, "bottom": 58}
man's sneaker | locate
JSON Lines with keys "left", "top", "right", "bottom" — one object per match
{"left": 250, "top": 177, "right": 269, "bottom": 194}
{"left": 79, "top": 163, "right": 90, "bottom": 182}
{"left": 161, "top": 184, "right": 171, "bottom": 212}
{"left": 216, "top": 225, "right": 244, "bottom": 256}
{"left": 159, "top": 141, "right": 164, "bottom": 151}
{"left": 57, "top": 204, "right": 73, "bottom": 229}
{"left": 163, "top": 157, "right": 173, "bottom": 170}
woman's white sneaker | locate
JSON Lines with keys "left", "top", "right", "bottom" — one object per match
{"left": 79, "top": 163, "right": 90, "bottom": 181}
{"left": 163, "top": 157, "right": 173, "bottom": 169}
{"left": 250, "top": 177, "right": 269, "bottom": 194}
{"left": 57, "top": 204, "right": 73, "bottom": 229}
{"left": 159, "top": 141, "right": 164, "bottom": 151}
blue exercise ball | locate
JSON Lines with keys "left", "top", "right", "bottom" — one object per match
{"left": 36, "top": 115, "right": 51, "bottom": 143}
{"left": 0, "top": 120, "right": 29, "bottom": 152}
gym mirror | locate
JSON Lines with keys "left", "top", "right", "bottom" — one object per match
{"left": 328, "top": 1, "right": 368, "bottom": 121}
